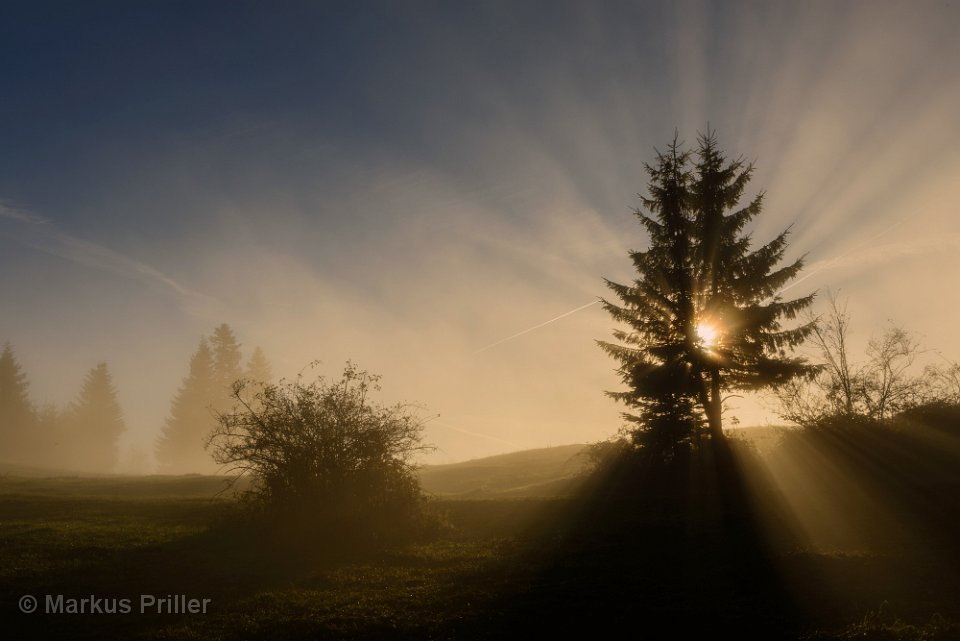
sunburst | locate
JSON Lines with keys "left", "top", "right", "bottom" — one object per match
{"left": 696, "top": 321, "right": 720, "bottom": 349}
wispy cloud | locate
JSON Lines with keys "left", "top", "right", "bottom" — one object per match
{"left": 764, "top": 227, "right": 960, "bottom": 310}
{"left": 804, "top": 234, "right": 960, "bottom": 275}
{"left": 772, "top": 220, "right": 909, "bottom": 299}
{"left": 0, "top": 200, "right": 217, "bottom": 305}
{"left": 0, "top": 201, "right": 48, "bottom": 225}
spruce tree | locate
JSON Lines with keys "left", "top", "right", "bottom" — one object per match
{"left": 600, "top": 133, "right": 815, "bottom": 453}
{"left": 245, "top": 346, "right": 272, "bottom": 386}
{"left": 210, "top": 324, "right": 243, "bottom": 409}
{"left": 0, "top": 343, "right": 36, "bottom": 463}
{"left": 156, "top": 338, "right": 218, "bottom": 473}
{"left": 690, "top": 132, "right": 816, "bottom": 437}
{"left": 599, "top": 139, "right": 704, "bottom": 458}
{"left": 240, "top": 346, "right": 273, "bottom": 411}
{"left": 68, "top": 362, "right": 126, "bottom": 471}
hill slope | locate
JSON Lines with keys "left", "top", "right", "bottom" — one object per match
{"left": 417, "top": 444, "right": 590, "bottom": 497}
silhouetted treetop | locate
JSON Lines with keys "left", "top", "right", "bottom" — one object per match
{"left": 599, "top": 131, "right": 816, "bottom": 454}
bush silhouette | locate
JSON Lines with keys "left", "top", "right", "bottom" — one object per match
{"left": 207, "top": 362, "right": 432, "bottom": 542}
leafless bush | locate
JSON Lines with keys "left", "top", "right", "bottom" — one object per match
{"left": 207, "top": 362, "right": 431, "bottom": 525}
{"left": 776, "top": 292, "right": 956, "bottom": 427}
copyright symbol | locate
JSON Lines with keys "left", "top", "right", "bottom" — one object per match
{"left": 19, "top": 595, "right": 38, "bottom": 613}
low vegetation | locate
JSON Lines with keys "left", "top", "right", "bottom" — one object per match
{"left": 207, "top": 362, "right": 436, "bottom": 545}
{"left": 3, "top": 417, "right": 960, "bottom": 639}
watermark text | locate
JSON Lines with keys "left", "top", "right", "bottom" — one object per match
{"left": 18, "top": 594, "right": 211, "bottom": 615}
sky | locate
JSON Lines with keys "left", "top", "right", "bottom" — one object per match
{"left": 2, "top": 1, "right": 959, "bottom": 466}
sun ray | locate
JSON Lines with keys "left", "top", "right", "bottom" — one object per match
{"left": 697, "top": 321, "right": 719, "bottom": 348}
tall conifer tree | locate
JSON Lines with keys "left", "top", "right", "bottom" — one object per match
{"left": 600, "top": 133, "right": 815, "bottom": 453}
{"left": 691, "top": 132, "right": 816, "bottom": 437}
{"left": 599, "top": 139, "right": 704, "bottom": 457}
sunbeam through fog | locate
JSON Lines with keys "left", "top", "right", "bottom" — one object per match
{"left": 1, "top": 1, "right": 959, "bottom": 468}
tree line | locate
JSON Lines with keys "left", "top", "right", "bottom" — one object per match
{"left": 0, "top": 323, "right": 271, "bottom": 473}
{"left": 0, "top": 348, "right": 124, "bottom": 472}
{"left": 156, "top": 323, "right": 272, "bottom": 474}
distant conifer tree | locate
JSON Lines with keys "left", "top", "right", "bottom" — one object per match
{"left": 240, "top": 346, "right": 273, "bottom": 411}
{"left": 0, "top": 343, "right": 37, "bottom": 464}
{"left": 155, "top": 338, "right": 218, "bottom": 473}
{"left": 68, "top": 362, "right": 126, "bottom": 471}
{"left": 210, "top": 323, "right": 243, "bottom": 410}
{"left": 244, "top": 346, "right": 272, "bottom": 386}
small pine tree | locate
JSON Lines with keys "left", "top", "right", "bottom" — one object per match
{"left": 68, "top": 363, "right": 126, "bottom": 472}
{"left": 244, "top": 346, "right": 272, "bottom": 386}
{"left": 0, "top": 343, "right": 37, "bottom": 464}
{"left": 240, "top": 346, "right": 273, "bottom": 410}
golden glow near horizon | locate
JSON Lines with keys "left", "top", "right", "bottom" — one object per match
{"left": 2, "top": 2, "right": 960, "bottom": 470}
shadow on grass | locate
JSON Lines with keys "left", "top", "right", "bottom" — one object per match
{"left": 436, "top": 420, "right": 960, "bottom": 640}
{"left": 0, "top": 446, "right": 808, "bottom": 639}
{"left": 762, "top": 418, "right": 960, "bottom": 638}
{"left": 435, "top": 439, "right": 807, "bottom": 639}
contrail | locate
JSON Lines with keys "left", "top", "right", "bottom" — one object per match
{"left": 473, "top": 299, "right": 600, "bottom": 354}
{"left": 430, "top": 419, "right": 520, "bottom": 449}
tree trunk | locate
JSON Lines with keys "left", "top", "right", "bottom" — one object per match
{"left": 705, "top": 369, "right": 724, "bottom": 439}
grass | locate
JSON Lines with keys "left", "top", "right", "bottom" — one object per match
{"left": 417, "top": 444, "right": 590, "bottom": 497}
{"left": 2, "top": 427, "right": 959, "bottom": 639}
{"left": 0, "top": 488, "right": 560, "bottom": 640}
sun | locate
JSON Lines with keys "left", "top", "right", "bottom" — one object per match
{"left": 696, "top": 321, "right": 719, "bottom": 348}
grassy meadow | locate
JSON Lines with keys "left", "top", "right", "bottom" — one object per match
{"left": 2, "top": 425, "right": 960, "bottom": 640}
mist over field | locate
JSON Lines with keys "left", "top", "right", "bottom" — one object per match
{"left": 3, "top": 5, "right": 960, "bottom": 640}
{"left": 2, "top": 1, "right": 959, "bottom": 470}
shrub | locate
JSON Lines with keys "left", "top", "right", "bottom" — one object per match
{"left": 207, "top": 362, "right": 432, "bottom": 541}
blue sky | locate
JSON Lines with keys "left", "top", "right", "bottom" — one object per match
{"left": 2, "top": 1, "right": 960, "bottom": 465}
